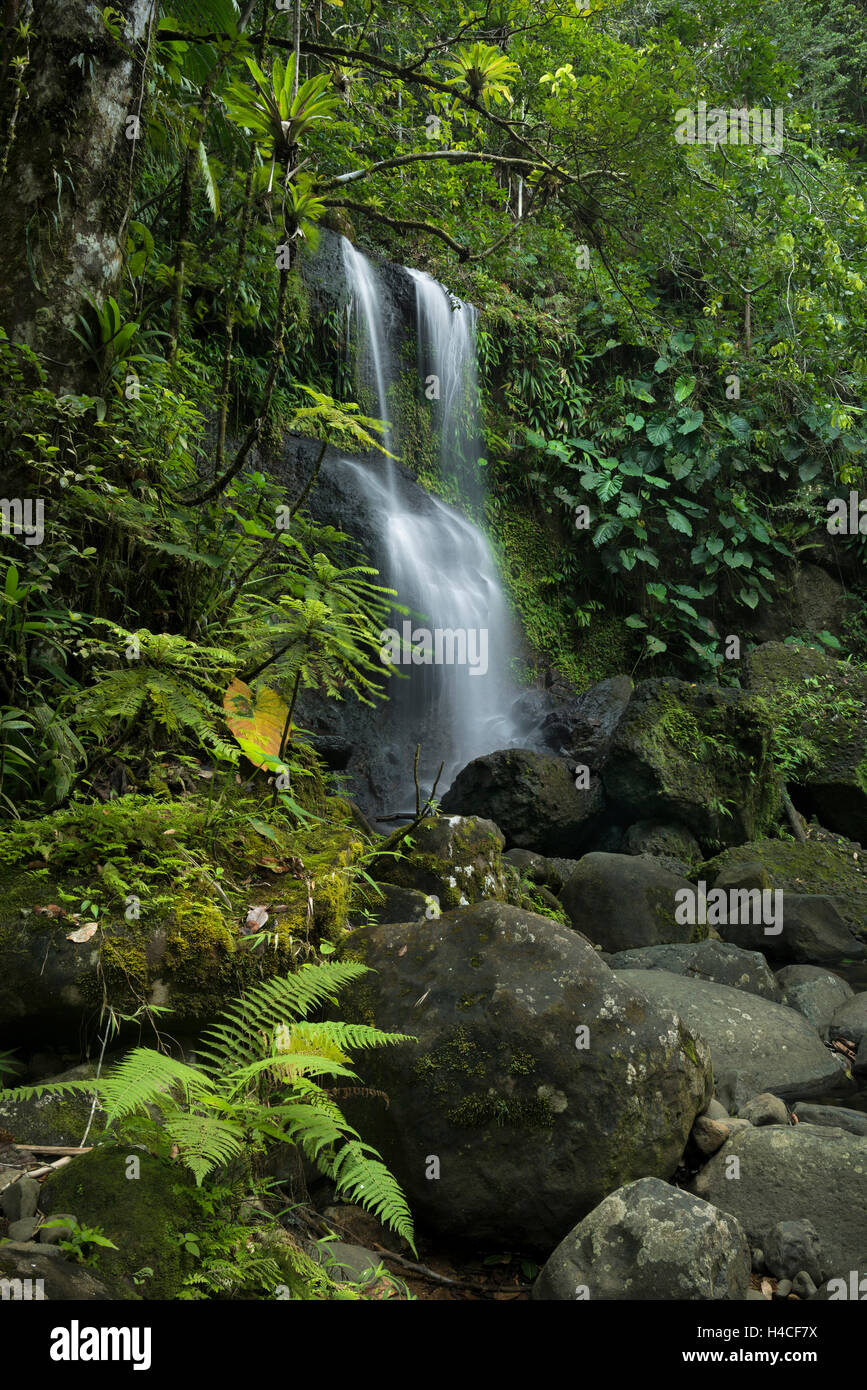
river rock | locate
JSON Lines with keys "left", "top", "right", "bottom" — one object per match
{"left": 370, "top": 815, "right": 512, "bottom": 909}
{"left": 776, "top": 965, "right": 854, "bottom": 1033}
{"left": 688, "top": 1124, "right": 867, "bottom": 1279}
{"left": 0, "top": 1174, "right": 40, "bottom": 1223}
{"left": 560, "top": 853, "right": 696, "bottom": 952}
{"left": 614, "top": 969, "right": 849, "bottom": 1109}
{"left": 8, "top": 1217, "right": 40, "bottom": 1242}
{"left": 440, "top": 750, "right": 605, "bottom": 855}
{"left": 764, "top": 1220, "right": 824, "bottom": 1284}
{"left": 691, "top": 1114, "right": 730, "bottom": 1155}
{"left": 828, "top": 992, "right": 867, "bottom": 1048}
{"left": 708, "top": 870, "right": 864, "bottom": 966}
{"left": 503, "top": 848, "right": 548, "bottom": 883}
{"left": 607, "top": 940, "right": 782, "bottom": 1001}
{"left": 539, "top": 675, "right": 633, "bottom": 767}
{"left": 623, "top": 819, "right": 702, "bottom": 874}
{"left": 792, "top": 1102, "right": 867, "bottom": 1137}
{"left": 601, "top": 678, "right": 776, "bottom": 850}
{"left": 337, "top": 901, "right": 711, "bottom": 1248}
{"left": 532, "top": 1178, "right": 750, "bottom": 1301}
{"left": 352, "top": 883, "right": 435, "bottom": 926}
{"left": 738, "top": 1092, "right": 789, "bottom": 1126}
{"left": 704, "top": 838, "right": 867, "bottom": 943}
{"left": 0, "top": 1245, "right": 113, "bottom": 1300}
{"left": 37, "top": 1213, "right": 78, "bottom": 1246}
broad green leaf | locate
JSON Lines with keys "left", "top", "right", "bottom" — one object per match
{"left": 666, "top": 509, "right": 693, "bottom": 536}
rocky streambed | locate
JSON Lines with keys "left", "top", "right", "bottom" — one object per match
{"left": 2, "top": 638, "right": 867, "bottom": 1300}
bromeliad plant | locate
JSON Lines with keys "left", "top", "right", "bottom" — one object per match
{"left": 223, "top": 53, "right": 341, "bottom": 195}
{"left": 6, "top": 961, "right": 418, "bottom": 1252}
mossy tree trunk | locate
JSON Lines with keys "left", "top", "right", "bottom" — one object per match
{"left": 0, "top": 0, "right": 152, "bottom": 391}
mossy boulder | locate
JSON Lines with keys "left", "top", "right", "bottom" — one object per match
{"left": 602, "top": 679, "right": 777, "bottom": 850}
{"left": 622, "top": 819, "right": 702, "bottom": 875}
{"left": 0, "top": 1082, "right": 101, "bottom": 1147}
{"left": 39, "top": 1147, "right": 202, "bottom": 1299}
{"left": 370, "top": 815, "right": 514, "bottom": 911}
{"left": 0, "top": 793, "right": 366, "bottom": 1044}
{"left": 336, "top": 901, "right": 711, "bottom": 1249}
{"left": 744, "top": 641, "right": 867, "bottom": 843}
{"left": 440, "top": 749, "right": 605, "bottom": 854}
{"left": 703, "top": 837, "right": 867, "bottom": 943}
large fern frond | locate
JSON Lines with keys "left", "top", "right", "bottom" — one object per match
{"left": 196, "top": 962, "right": 372, "bottom": 1071}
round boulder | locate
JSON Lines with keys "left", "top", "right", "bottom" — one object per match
{"left": 338, "top": 902, "right": 712, "bottom": 1249}
{"left": 532, "top": 1177, "right": 750, "bottom": 1300}
{"left": 440, "top": 750, "right": 605, "bottom": 855}
{"left": 560, "top": 853, "right": 698, "bottom": 952}
{"left": 776, "top": 965, "right": 854, "bottom": 1034}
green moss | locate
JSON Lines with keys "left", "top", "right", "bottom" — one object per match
{"left": 413, "top": 1027, "right": 487, "bottom": 1082}
{"left": 485, "top": 501, "right": 630, "bottom": 688}
{"left": 0, "top": 790, "right": 370, "bottom": 1029}
{"left": 445, "top": 1093, "right": 555, "bottom": 1129}
{"left": 39, "top": 1147, "right": 202, "bottom": 1300}
{"left": 457, "top": 992, "right": 486, "bottom": 1011}
{"left": 508, "top": 1050, "right": 537, "bottom": 1076}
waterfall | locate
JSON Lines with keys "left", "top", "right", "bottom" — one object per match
{"left": 407, "top": 267, "right": 482, "bottom": 507}
{"left": 339, "top": 238, "right": 521, "bottom": 812}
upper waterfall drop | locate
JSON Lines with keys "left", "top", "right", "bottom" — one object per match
{"left": 407, "top": 267, "right": 483, "bottom": 507}
{"left": 338, "top": 238, "right": 524, "bottom": 812}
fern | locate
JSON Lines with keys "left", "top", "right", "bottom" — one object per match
{"left": 71, "top": 624, "right": 240, "bottom": 760}
{"left": 4, "top": 963, "right": 418, "bottom": 1254}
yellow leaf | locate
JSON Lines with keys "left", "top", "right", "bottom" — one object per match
{"left": 223, "top": 678, "right": 290, "bottom": 770}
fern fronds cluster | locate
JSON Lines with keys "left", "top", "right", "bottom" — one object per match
{"left": 6, "top": 962, "right": 417, "bottom": 1252}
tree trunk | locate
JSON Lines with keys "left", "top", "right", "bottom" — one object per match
{"left": 0, "top": 0, "right": 152, "bottom": 391}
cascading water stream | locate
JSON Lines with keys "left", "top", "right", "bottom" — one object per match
{"left": 339, "top": 238, "right": 522, "bottom": 810}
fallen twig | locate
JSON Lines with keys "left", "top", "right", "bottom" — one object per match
{"left": 369, "top": 1242, "right": 519, "bottom": 1293}
{"left": 28, "top": 1156, "right": 74, "bottom": 1180}
{"left": 11, "top": 1144, "right": 92, "bottom": 1155}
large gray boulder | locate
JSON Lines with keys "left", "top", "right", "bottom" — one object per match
{"left": 601, "top": 679, "right": 777, "bottom": 850}
{"left": 704, "top": 838, "right": 867, "bottom": 945}
{"left": 776, "top": 965, "right": 854, "bottom": 1034}
{"left": 688, "top": 1124, "right": 867, "bottom": 1280}
{"left": 440, "top": 750, "right": 604, "bottom": 854}
{"left": 608, "top": 940, "right": 782, "bottom": 1002}
{"left": 615, "top": 969, "right": 849, "bottom": 1110}
{"left": 0, "top": 1245, "right": 114, "bottom": 1301}
{"left": 532, "top": 1177, "right": 750, "bottom": 1301}
{"left": 711, "top": 873, "right": 866, "bottom": 966}
{"left": 560, "top": 853, "right": 697, "bottom": 952}
{"left": 338, "top": 902, "right": 711, "bottom": 1248}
